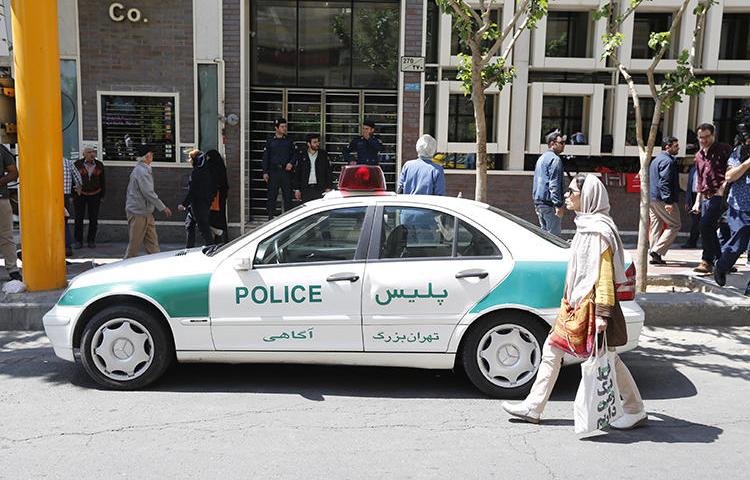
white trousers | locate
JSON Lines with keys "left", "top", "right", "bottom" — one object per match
{"left": 524, "top": 336, "right": 645, "bottom": 415}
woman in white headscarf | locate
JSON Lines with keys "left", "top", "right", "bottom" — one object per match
{"left": 502, "top": 174, "right": 647, "bottom": 429}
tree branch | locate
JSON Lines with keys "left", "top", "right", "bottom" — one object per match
{"left": 483, "top": 0, "right": 532, "bottom": 62}
{"left": 689, "top": 1, "right": 711, "bottom": 75}
{"left": 647, "top": 0, "right": 690, "bottom": 99}
{"left": 500, "top": 15, "right": 531, "bottom": 61}
{"left": 619, "top": 64, "right": 645, "bottom": 151}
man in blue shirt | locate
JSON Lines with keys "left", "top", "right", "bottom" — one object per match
{"left": 714, "top": 139, "right": 750, "bottom": 294}
{"left": 648, "top": 136, "right": 681, "bottom": 264}
{"left": 532, "top": 131, "right": 565, "bottom": 236}
{"left": 343, "top": 119, "right": 383, "bottom": 165}
{"left": 398, "top": 134, "right": 445, "bottom": 196}
{"left": 262, "top": 118, "right": 297, "bottom": 219}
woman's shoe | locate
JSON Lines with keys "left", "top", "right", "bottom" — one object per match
{"left": 609, "top": 411, "right": 647, "bottom": 430}
{"left": 501, "top": 402, "right": 540, "bottom": 424}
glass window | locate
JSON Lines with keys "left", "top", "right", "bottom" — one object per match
{"left": 545, "top": 12, "right": 590, "bottom": 58}
{"left": 719, "top": 14, "right": 750, "bottom": 60}
{"left": 423, "top": 84, "right": 437, "bottom": 137}
{"left": 60, "top": 59, "right": 79, "bottom": 161}
{"left": 713, "top": 98, "right": 749, "bottom": 145}
{"left": 488, "top": 206, "right": 571, "bottom": 249}
{"left": 380, "top": 207, "right": 454, "bottom": 259}
{"left": 299, "top": 1, "right": 351, "bottom": 87}
{"left": 426, "top": 0, "right": 440, "bottom": 64}
{"left": 626, "top": 97, "right": 663, "bottom": 147}
{"left": 255, "top": 207, "right": 367, "bottom": 265}
{"left": 198, "top": 64, "right": 219, "bottom": 152}
{"left": 456, "top": 220, "right": 500, "bottom": 257}
{"left": 352, "top": 1, "right": 400, "bottom": 88}
{"left": 100, "top": 94, "right": 177, "bottom": 162}
{"left": 436, "top": 152, "right": 502, "bottom": 170}
{"left": 251, "top": 0, "right": 298, "bottom": 86}
{"left": 541, "top": 96, "right": 586, "bottom": 143}
{"left": 448, "top": 94, "right": 496, "bottom": 143}
{"left": 632, "top": 13, "right": 675, "bottom": 59}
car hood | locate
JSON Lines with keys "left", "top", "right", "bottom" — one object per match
{"left": 66, "top": 248, "right": 216, "bottom": 290}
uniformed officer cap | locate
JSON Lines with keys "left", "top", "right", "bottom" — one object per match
{"left": 363, "top": 118, "right": 376, "bottom": 129}
{"left": 274, "top": 117, "right": 288, "bottom": 127}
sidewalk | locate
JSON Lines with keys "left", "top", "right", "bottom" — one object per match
{"left": 0, "top": 242, "right": 748, "bottom": 331}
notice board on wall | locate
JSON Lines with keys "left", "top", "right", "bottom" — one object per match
{"left": 100, "top": 94, "right": 176, "bottom": 162}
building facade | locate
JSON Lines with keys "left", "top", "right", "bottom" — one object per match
{"left": 9, "top": 0, "right": 748, "bottom": 240}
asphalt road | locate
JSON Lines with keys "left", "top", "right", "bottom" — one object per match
{"left": 1, "top": 326, "right": 748, "bottom": 479}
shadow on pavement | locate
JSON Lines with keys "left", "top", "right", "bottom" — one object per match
{"left": 582, "top": 412, "right": 722, "bottom": 444}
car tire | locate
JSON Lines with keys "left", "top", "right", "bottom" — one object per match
{"left": 461, "top": 312, "right": 548, "bottom": 399}
{"left": 79, "top": 305, "right": 174, "bottom": 390}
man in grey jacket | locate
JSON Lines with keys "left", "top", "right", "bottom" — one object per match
{"left": 125, "top": 144, "right": 172, "bottom": 258}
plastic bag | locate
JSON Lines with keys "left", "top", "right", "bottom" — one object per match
{"left": 573, "top": 333, "right": 624, "bottom": 434}
{"left": 3, "top": 279, "right": 27, "bottom": 294}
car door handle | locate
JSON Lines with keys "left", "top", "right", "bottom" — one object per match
{"left": 455, "top": 269, "right": 488, "bottom": 279}
{"left": 327, "top": 273, "right": 360, "bottom": 282}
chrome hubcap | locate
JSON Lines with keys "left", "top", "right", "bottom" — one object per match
{"left": 476, "top": 324, "right": 541, "bottom": 388}
{"left": 91, "top": 318, "right": 154, "bottom": 381}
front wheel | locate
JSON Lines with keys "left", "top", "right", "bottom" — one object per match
{"left": 462, "top": 312, "right": 548, "bottom": 398}
{"left": 79, "top": 306, "right": 174, "bottom": 390}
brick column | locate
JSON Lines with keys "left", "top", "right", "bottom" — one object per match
{"left": 400, "top": 0, "right": 424, "bottom": 164}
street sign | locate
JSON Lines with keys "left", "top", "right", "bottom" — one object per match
{"left": 400, "top": 56, "right": 425, "bottom": 72}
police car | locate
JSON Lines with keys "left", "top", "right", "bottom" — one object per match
{"left": 43, "top": 166, "right": 644, "bottom": 397}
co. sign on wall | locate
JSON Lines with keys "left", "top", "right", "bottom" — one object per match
{"left": 109, "top": 3, "right": 149, "bottom": 23}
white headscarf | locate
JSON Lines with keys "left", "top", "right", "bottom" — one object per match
{"left": 564, "top": 175, "right": 627, "bottom": 308}
{"left": 416, "top": 134, "right": 437, "bottom": 159}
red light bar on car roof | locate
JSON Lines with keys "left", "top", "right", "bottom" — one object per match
{"left": 337, "top": 165, "right": 388, "bottom": 194}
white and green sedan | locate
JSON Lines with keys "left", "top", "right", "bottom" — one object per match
{"left": 44, "top": 170, "right": 643, "bottom": 396}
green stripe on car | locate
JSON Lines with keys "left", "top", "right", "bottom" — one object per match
{"left": 470, "top": 261, "right": 566, "bottom": 313}
{"left": 58, "top": 273, "right": 212, "bottom": 318}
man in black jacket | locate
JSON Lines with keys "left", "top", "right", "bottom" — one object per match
{"left": 294, "top": 133, "right": 333, "bottom": 202}
{"left": 262, "top": 117, "right": 296, "bottom": 219}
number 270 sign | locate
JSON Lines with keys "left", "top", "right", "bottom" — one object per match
{"left": 400, "top": 56, "right": 425, "bottom": 72}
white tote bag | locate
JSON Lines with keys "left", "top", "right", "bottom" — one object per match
{"left": 573, "top": 333, "right": 624, "bottom": 434}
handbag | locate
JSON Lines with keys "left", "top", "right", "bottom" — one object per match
{"left": 210, "top": 192, "right": 221, "bottom": 212}
{"left": 573, "top": 332, "right": 624, "bottom": 434}
{"left": 549, "top": 292, "right": 595, "bottom": 357}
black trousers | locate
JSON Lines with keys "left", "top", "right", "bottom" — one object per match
{"left": 300, "top": 185, "right": 325, "bottom": 203}
{"left": 686, "top": 211, "right": 701, "bottom": 247}
{"left": 267, "top": 170, "right": 293, "bottom": 219}
{"left": 186, "top": 201, "right": 213, "bottom": 248}
{"left": 74, "top": 194, "right": 102, "bottom": 243}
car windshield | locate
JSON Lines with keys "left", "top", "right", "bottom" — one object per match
{"left": 488, "top": 206, "right": 570, "bottom": 249}
{"left": 205, "top": 203, "right": 308, "bottom": 256}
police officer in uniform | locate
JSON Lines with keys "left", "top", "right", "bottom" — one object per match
{"left": 262, "top": 117, "right": 297, "bottom": 219}
{"left": 343, "top": 119, "right": 383, "bottom": 165}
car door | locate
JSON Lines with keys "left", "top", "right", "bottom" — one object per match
{"left": 210, "top": 205, "right": 373, "bottom": 351}
{"left": 362, "top": 204, "right": 512, "bottom": 352}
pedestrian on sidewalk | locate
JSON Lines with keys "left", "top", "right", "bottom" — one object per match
{"left": 262, "top": 117, "right": 296, "bottom": 220}
{"left": 648, "top": 136, "right": 681, "bottom": 264}
{"left": 124, "top": 144, "right": 172, "bottom": 258}
{"left": 293, "top": 133, "right": 333, "bottom": 203}
{"left": 692, "top": 123, "right": 733, "bottom": 273}
{"left": 0, "top": 145, "right": 20, "bottom": 282}
{"left": 205, "top": 149, "right": 229, "bottom": 244}
{"left": 714, "top": 136, "right": 750, "bottom": 295}
{"left": 682, "top": 163, "right": 701, "bottom": 248}
{"left": 532, "top": 131, "right": 565, "bottom": 236}
{"left": 62, "top": 156, "right": 83, "bottom": 257}
{"left": 343, "top": 119, "right": 383, "bottom": 166}
{"left": 73, "top": 146, "right": 105, "bottom": 249}
{"left": 398, "top": 134, "right": 445, "bottom": 196}
{"left": 178, "top": 150, "right": 217, "bottom": 248}
{"left": 502, "top": 174, "right": 647, "bottom": 429}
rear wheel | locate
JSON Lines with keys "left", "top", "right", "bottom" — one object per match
{"left": 79, "top": 305, "right": 174, "bottom": 390}
{"left": 462, "top": 312, "right": 548, "bottom": 398}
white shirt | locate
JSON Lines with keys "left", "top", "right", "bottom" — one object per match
{"left": 308, "top": 150, "right": 318, "bottom": 185}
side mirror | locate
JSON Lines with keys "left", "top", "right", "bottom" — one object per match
{"left": 234, "top": 257, "right": 252, "bottom": 271}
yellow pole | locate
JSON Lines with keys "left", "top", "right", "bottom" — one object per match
{"left": 11, "top": 0, "right": 66, "bottom": 291}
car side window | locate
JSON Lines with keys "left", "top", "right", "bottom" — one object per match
{"left": 379, "top": 206, "right": 454, "bottom": 259}
{"left": 456, "top": 220, "right": 501, "bottom": 257}
{"left": 255, "top": 207, "right": 367, "bottom": 265}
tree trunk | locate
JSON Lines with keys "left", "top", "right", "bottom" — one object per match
{"left": 472, "top": 76, "right": 488, "bottom": 202}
